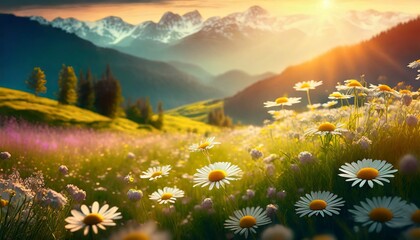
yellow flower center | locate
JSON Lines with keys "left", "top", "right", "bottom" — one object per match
{"left": 318, "top": 122, "right": 336, "bottom": 132}
{"left": 275, "top": 97, "right": 288, "bottom": 104}
{"left": 408, "top": 227, "right": 420, "bottom": 239}
{"left": 329, "top": 92, "right": 343, "bottom": 98}
{"left": 83, "top": 213, "right": 104, "bottom": 225}
{"left": 198, "top": 142, "right": 210, "bottom": 149}
{"left": 369, "top": 207, "right": 393, "bottom": 222}
{"left": 400, "top": 90, "right": 412, "bottom": 95}
{"left": 208, "top": 170, "right": 227, "bottom": 182}
{"left": 0, "top": 199, "right": 8, "bottom": 208}
{"left": 356, "top": 167, "right": 379, "bottom": 180}
{"left": 161, "top": 193, "right": 173, "bottom": 200}
{"left": 411, "top": 210, "right": 420, "bottom": 223}
{"left": 151, "top": 171, "right": 162, "bottom": 178}
{"left": 378, "top": 85, "right": 392, "bottom": 92}
{"left": 347, "top": 80, "right": 363, "bottom": 87}
{"left": 300, "top": 83, "right": 311, "bottom": 89}
{"left": 309, "top": 200, "right": 327, "bottom": 210}
{"left": 122, "top": 232, "right": 150, "bottom": 240}
{"left": 239, "top": 215, "right": 257, "bottom": 228}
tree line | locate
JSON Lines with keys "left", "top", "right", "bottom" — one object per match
{"left": 25, "top": 65, "right": 163, "bottom": 129}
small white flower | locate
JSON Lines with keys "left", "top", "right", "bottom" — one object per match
{"left": 305, "top": 122, "right": 346, "bottom": 136}
{"left": 149, "top": 187, "right": 184, "bottom": 204}
{"left": 264, "top": 97, "right": 301, "bottom": 108}
{"left": 295, "top": 191, "right": 345, "bottom": 217}
{"left": 336, "top": 79, "right": 368, "bottom": 93}
{"left": 328, "top": 91, "right": 353, "bottom": 99}
{"left": 188, "top": 137, "right": 220, "bottom": 152}
{"left": 193, "top": 162, "right": 242, "bottom": 190}
{"left": 140, "top": 165, "right": 171, "bottom": 181}
{"left": 369, "top": 84, "right": 400, "bottom": 97}
{"left": 408, "top": 60, "right": 420, "bottom": 69}
{"left": 224, "top": 206, "right": 272, "bottom": 239}
{"left": 339, "top": 159, "right": 398, "bottom": 188}
{"left": 322, "top": 101, "right": 338, "bottom": 108}
{"left": 293, "top": 80, "right": 323, "bottom": 91}
{"left": 65, "top": 201, "right": 121, "bottom": 235}
{"left": 349, "top": 196, "right": 408, "bottom": 233}
{"left": 400, "top": 203, "right": 420, "bottom": 227}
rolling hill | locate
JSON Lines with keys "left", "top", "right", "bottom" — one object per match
{"left": 0, "top": 14, "right": 223, "bottom": 109}
{"left": 0, "top": 87, "right": 217, "bottom": 133}
{"left": 166, "top": 99, "right": 224, "bottom": 123}
{"left": 225, "top": 17, "right": 420, "bottom": 124}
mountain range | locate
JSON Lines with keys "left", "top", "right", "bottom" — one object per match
{"left": 0, "top": 14, "right": 223, "bottom": 109}
{"left": 225, "top": 17, "right": 420, "bottom": 124}
{"left": 30, "top": 6, "right": 414, "bottom": 74}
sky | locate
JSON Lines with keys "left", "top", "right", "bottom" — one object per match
{"left": 1, "top": 0, "right": 419, "bottom": 24}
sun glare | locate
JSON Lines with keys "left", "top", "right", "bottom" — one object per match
{"left": 322, "top": 0, "right": 332, "bottom": 9}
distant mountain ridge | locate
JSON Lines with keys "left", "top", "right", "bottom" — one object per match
{"left": 29, "top": 6, "right": 415, "bottom": 74}
{"left": 224, "top": 17, "right": 420, "bottom": 124}
{"left": 0, "top": 14, "right": 223, "bottom": 109}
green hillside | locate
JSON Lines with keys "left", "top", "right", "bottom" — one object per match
{"left": 0, "top": 87, "right": 216, "bottom": 133}
{"left": 166, "top": 99, "right": 224, "bottom": 122}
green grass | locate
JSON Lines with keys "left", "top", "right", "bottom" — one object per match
{"left": 1, "top": 87, "right": 420, "bottom": 240}
{"left": 166, "top": 99, "right": 224, "bottom": 122}
{"left": 0, "top": 87, "right": 216, "bottom": 133}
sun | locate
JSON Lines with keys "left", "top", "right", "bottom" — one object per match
{"left": 322, "top": 0, "right": 332, "bottom": 9}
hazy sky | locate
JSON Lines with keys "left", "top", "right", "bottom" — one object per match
{"left": 1, "top": 0, "right": 419, "bottom": 24}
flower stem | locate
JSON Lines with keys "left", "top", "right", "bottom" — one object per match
{"left": 306, "top": 89, "right": 312, "bottom": 107}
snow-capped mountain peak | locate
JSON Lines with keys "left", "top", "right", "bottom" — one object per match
{"left": 183, "top": 10, "right": 203, "bottom": 25}
{"left": 29, "top": 6, "right": 415, "bottom": 46}
{"left": 158, "top": 11, "right": 183, "bottom": 27}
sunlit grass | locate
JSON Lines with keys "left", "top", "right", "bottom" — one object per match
{"left": 1, "top": 78, "right": 420, "bottom": 239}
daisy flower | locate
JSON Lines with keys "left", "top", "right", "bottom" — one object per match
{"left": 328, "top": 91, "right": 353, "bottom": 99}
{"left": 408, "top": 59, "right": 420, "bottom": 69}
{"left": 336, "top": 79, "right": 368, "bottom": 93}
{"left": 322, "top": 101, "right": 338, "bottom": 108}
{"left": 109, "top": 221, "right": 170, "bottom": 240}
{"left": 349, "top": 196, "right": 408, "bottom": 233}
{"left": 149, "top": 187, "right": 184, "bottom": 204}
{"left": 338, "top": 159, "right": 397, "bottom": 188}
{"left": 307, "top": 103, "right": 321, "bottom": 110}
{"left": 268, "top": 110, "right": 296, "bottom": 121}
{"left": 400, "top": 203, "right": 420, "bottom": 227}
{"left": 224, "top": 206, "right": 272, "bottom": 239}
{"left": 305, "top": 122, "right": 346, "bottom": 136}
{"left": 404, "top": 227, "right": 420, "bottom": 240}
{"left": 188, "top": 137, "right": 220, "bottom": 152}
{"left": 264, "top": 97, "right": 301, "bottom": 108}
{"left": 293, "top": 80, "right": 323, "bottom": 91}
{"left": 140, "top": 165, "right": 171, "bottom": 181}
{"left": 295, "top": 191, "right": 345, "bottom": 217}
{"left": 193, "top": 162, "right": 242, "bottom": 190}
{"left": 65, "top": 201, "right": 121, "bottom": 236}
{"left": 369, "top": 84, "right": 400, "bottom": 97}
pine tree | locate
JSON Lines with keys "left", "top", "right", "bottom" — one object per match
{"left": 126, "top": 99, "right": 142, "bottom": 123}
{"left": 141, "top": 97, "right": 154, "bottom": 124}
{"left": 207, "top": 107, "right": 233, "bottom": 127}
{"left": 153, "top": 101, "right": 164, "bottom": 129}
{"left": 26, "top": 67, "right": 47, "bottom": 96}
{"left": 78, "top": 68, "right": 95, "bottom": 110}
{"left": 58, "top": 64, "right": 78, "bottom": 105}
{"left": 94, "top": 65, "right": 123, "bottom": 118}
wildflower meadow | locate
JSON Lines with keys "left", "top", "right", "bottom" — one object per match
{"left": 1, "top": 61, "right": 420, "bottom": 240}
